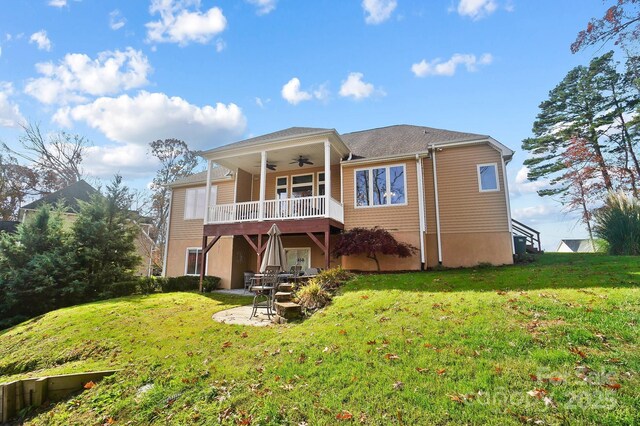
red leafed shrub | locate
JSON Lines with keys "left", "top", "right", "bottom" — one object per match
{"left": 332, "top": 227, "right": 417, "bottom": 271}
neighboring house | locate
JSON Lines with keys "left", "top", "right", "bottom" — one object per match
{"left": 556, "top": 239, "right": 596, "bottom": 253}
{"left": 19, "top": 180, "right": 155, "bottom": 276}
{"left": 164, "top": 125, "right": 523, "bottom": 289}
{"left": 0, "top": 221, "right": 20, "bottom": 234}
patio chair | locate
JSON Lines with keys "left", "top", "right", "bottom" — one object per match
{"left": 249, "top": 266, "right": 279, "bottom": 319}
{"left": 243, "top": 272, "right": 255, "bottom": 291}
{"left": 289, "top": 265, "right": 303, "bottom": 285}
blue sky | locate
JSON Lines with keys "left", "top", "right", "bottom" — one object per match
{"left": 0, "top": 0, "right": 614, "bottom": 250}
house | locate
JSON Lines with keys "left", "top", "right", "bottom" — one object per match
{"left": 164, "top": 125, "right": 521, "bottom": 289}
{"left": 556, "top": 239, "right": 596, "bottom": 253}
{"left": 0, "top": 221, "right": 20, "bottom": 234}
{"left": 19, "top": 180, "right": 155, "bottom": 276}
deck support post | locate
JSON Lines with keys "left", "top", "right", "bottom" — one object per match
{"left": 199, "top": 235, "right": 221, "bottom": 291}
{"left": 324, "top": 228, "right": 330, "bottom": 269}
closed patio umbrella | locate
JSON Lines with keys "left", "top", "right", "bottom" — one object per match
{"left": 260, "top": 223, "right": 287, "bottom": 273}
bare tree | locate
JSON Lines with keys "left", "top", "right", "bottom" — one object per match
{"left": 0, "top": 151, "right": 38, "bottom": 220}
{"left": 3, "top": 122, "right": 88, "bottom": 194}
{"left": 149, "top": 138, "right": 200, "bottom": 268}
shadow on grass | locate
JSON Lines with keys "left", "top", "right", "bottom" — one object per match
{"left": 340, "top": 253, "right": 640, "bottom": 294}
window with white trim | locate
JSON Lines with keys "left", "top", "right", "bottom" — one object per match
{"left": 355, "top": 165, "right": 406, "bottom": 207}
{"left": 276, "top": 177, "right": 288, "bottom": 199}
{"left": 477, "top": 163, "right": 499, "bottom": 192}
{"left": 185, "top": 248, "right": 203, "bottom": 275}
{"left": 291, "top": 174, "right": 313, "bottom": 198}
{"left": 317, "top": 172, "right": 325, "bottom": 196}
{"left": 184, "top": 186, "right": 217, "bottom": 220}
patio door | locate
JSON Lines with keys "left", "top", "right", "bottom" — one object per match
{"left": 285, "top": 248, "right": 310, "bottom": 270}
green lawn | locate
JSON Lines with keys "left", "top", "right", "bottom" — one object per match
{"left": 1, "top": 253, "right": 638, "bottom": 425}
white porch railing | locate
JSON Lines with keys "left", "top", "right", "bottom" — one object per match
{"left": 207, "top": 195, "right": 344, "bottom": 224}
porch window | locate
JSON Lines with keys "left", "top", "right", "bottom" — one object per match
{"left": 355, "top": 164, "right": 406, "bottom": 207}
{"left": 276, "top": 177, "right": 288, "bottom": 199}
{"left": 477, "top": 163, "right": 499, "bottom": 192}
{"left": 185, "top": 248, "right": 203, "bottom": 275}
{"left": 291, "top": 174, "right": 314, "bottom": 198}
{"left": 184, "top": 186, "right": 217, "bottom": 220}
{"left": 317, "top": 172, "right": 325, "bottom": 196}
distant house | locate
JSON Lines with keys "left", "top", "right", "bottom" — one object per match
{"left": 556, "top": 239, "right": 596, "bottom": 253}
{"left": 0, "top": 221, "right": 20, "bottom": 234}
{"left": 19, "top": 180, "right": 155, "bottom": 276}
{"left": 163, "top": 124, "right": 537, "bottom": 289}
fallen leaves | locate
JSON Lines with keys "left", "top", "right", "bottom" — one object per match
{"left": 392, "top": 381, "right": 404, "bottom": 391}
{"left": 603, "top": 383, "right": 621, "bottom": 390}
{"left": 569, "top": 346, "right": 587, "bottom": 359}
{"left": 436, "top": 368, "right": 447, "bottom": 376}
{"left": 83, "top": 381, "right": 96, "bottom": 390}
{"left": 416, "top": 367, "right": 429, "bottom": 373}
{"left": 335, "top": 410, "right": 353, "bottom": 420}
{"left": 384, "top": 353, "right": 400, "bottom": 361}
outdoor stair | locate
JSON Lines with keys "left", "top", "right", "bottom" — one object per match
{"left": 274, "top": 301, "right": 302, "bottom": 323}
{"left": 274, "top": 291, "right": 293, "bottom": 302}
{"left": 278, "top": 283, "right": 295, "bottom": 292}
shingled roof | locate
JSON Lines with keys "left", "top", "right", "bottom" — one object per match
{"left": 21, "top": 180, "right": 99, "bottom": 213}
{"left": 341, "top": 125, "right": 488, "bottom": 159}
{"left": 200, "top": 127, "right": 333, "bottom": 155}
{"left": 168, "top": 166, "right": 232, "bottom": 187}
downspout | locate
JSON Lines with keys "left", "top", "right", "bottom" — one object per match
{"left": 431, "top": 145, "right": 443, "bottom": 265}
{"left": 501, "top": 156, "right": 515, "bottom": 255}
{"left": 161, "top": 189, "right": 173, "bottom": 277}
{"left": 415, "top": 154, "right": 426, "bottom": 270}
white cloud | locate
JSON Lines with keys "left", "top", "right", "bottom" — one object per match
{"left": 339, "top": 72, "right": 383, "bottom": 100}
{"left": 215, "top": 38, "right": 226, "bottom": 52}
{"left": 25, "top": 48, "right": 151, "bottom": 105}
{"left": 411, "top": 53, "right": 493, "bottom": 77}
{"left": 455, "top": 0, "right": 498, "bottom": 20}
{"left": 511, "top": 166, "right": 549, "bottom": 196}
{"left": 146, "top": 0, "right": 227, "bottom": 46}
{"left": 0, "top": 82, "right": 25, "bottom": 128}
{"left": 53, "top": 91, "right": 247, "bottom": 150}
{"left": 255, "top": 97, "right": 270, "bottom": 108}
{"left": 48, "top": 0, "right": 67, "bottom": 7}
{"left": 313, "top": 83, "right": 330, "bottom": 102}
{"left": 83, "top": 143, "right": 160, "bottom": 179}
{"left": 362, "top": 0, "right": 397, "bottom": 24}
{"left": 109, "top": 9, "right": 127, "bottom": 30}
{"left": 246, "top": 0, "right": 277, "bottom": 15}
{"left": 512, "top": 204, "right": 562, "bottom": 223}
{"left": 29, "top": 30, "right": 52, "bottom": 51}
{"left": 281, "top": 78, "right": 312, "bottom": 105}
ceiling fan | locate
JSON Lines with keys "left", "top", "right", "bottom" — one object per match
{"left": 254, "top": 161, "right": 277, "bottom": 171}
{"left": 290, "top": 155, "right": 314, "bottom": 167}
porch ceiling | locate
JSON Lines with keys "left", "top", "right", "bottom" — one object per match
{"left": 214, "top": 143, "right": 343, "bottom": 175}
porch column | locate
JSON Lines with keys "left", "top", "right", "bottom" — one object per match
{"left": 324, "top": 140, "right": 331, "bottom": 217}
{"left": 258, "top": 151, "right": 267, "bottom": 221}
{"left": 203, "top": 159, "right": 212, "bottom": 224}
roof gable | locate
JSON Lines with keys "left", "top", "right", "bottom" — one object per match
{"left": 21, "top": 180, "right": 99, "bottom": 213}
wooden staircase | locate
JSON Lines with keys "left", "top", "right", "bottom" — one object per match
{"left": 512, "top": 219, "right": 542, "bottom": 253}
{"left": 273, "top": 283, "right": 302, "bottom": 323}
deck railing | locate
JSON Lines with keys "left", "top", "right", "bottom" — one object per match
{"left": 207, "top": 195, "right": 344, "bottom": 224}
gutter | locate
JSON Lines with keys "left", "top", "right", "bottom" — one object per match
{"left": 161, "top": 189, "right": 173, "bottom": 277}
{"left": 501, "top": 156, "right": 515, "bottom": 254}
{"left": 431, "top": 144, "right": 443, "bottom": 265}
{"left": 415, "top": 154, "right": 427, "bottom": 269}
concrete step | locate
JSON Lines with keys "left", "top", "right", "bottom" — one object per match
{"left": 274, "top": 291, "right": 292, "bottom": 302}
{"left": 274, "top": 301, "right": 302, "bottom": 320}
{"left": 278, "top": 283, "right": 295, "bottom": 292}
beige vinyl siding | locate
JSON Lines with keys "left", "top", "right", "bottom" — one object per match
{"left": 250, "top": 165, "right": 341, "bottom": 202}
{"left": 168, "top": 180, "right": 235, "bottom": 240}
{"left": 423, "top": 143, "right": 509, "bottom": 235}
{"left": 342, "top": 160, "right": 420, "bottom": 233}
{"left": 235, "top": 169, "right": 252, "bottom": 202}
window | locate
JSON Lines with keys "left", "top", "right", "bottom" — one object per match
{"left": 291, "top": 174, "right": 314, "bottom": 198}
{"left": 355, "top": 164, "right": 406, "bottom": 207}
{"left": 276, "top": 177, "right": 288, "bottom": 199}
{"left": 317, "top": 172, "right": 325, "bottom": 196}
{"left": 184, "top": 186, "right": 217, "bottom": 220}
{"left": 185, "top": 248, "right": 204, "bottom": 275}
{"left": 477, "top": 163, "right": 499, "bottom": 192}
{"left": 285, "top": 248, "right": 310, "bottom": 270}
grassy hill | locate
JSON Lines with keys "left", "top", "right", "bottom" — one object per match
{"left": 1, "top": 254, "right": 638, "bottom": 425}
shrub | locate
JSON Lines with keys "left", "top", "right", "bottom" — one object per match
{"left": 333, "top": 227, "right": 418, "bottom": 271}
{"left": 295, "top": 280, "right": 331, "bottom": 311}
{"left": 594, "top": 191, "right": 640, "bottom": 255}
{"left": 160, "top": 275, "right": 221, "bottom": 293}
{"left": 313, "top": 267, "right": 355, "bottom": 291}
{"left": 102, "top": 280, "right": 139, "bottom": 298}
{"left": 138, "top": 276, "right": 161, "bottom": 295}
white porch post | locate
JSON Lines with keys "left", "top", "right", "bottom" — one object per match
{"left": 258, "top": 151, "right": 267, "bottom": 221}
{"left": 203, "top": 159, "right": 212, "bottom": 224}
{"left": 324, "top": 140, "right": 331, "bottom": 217}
